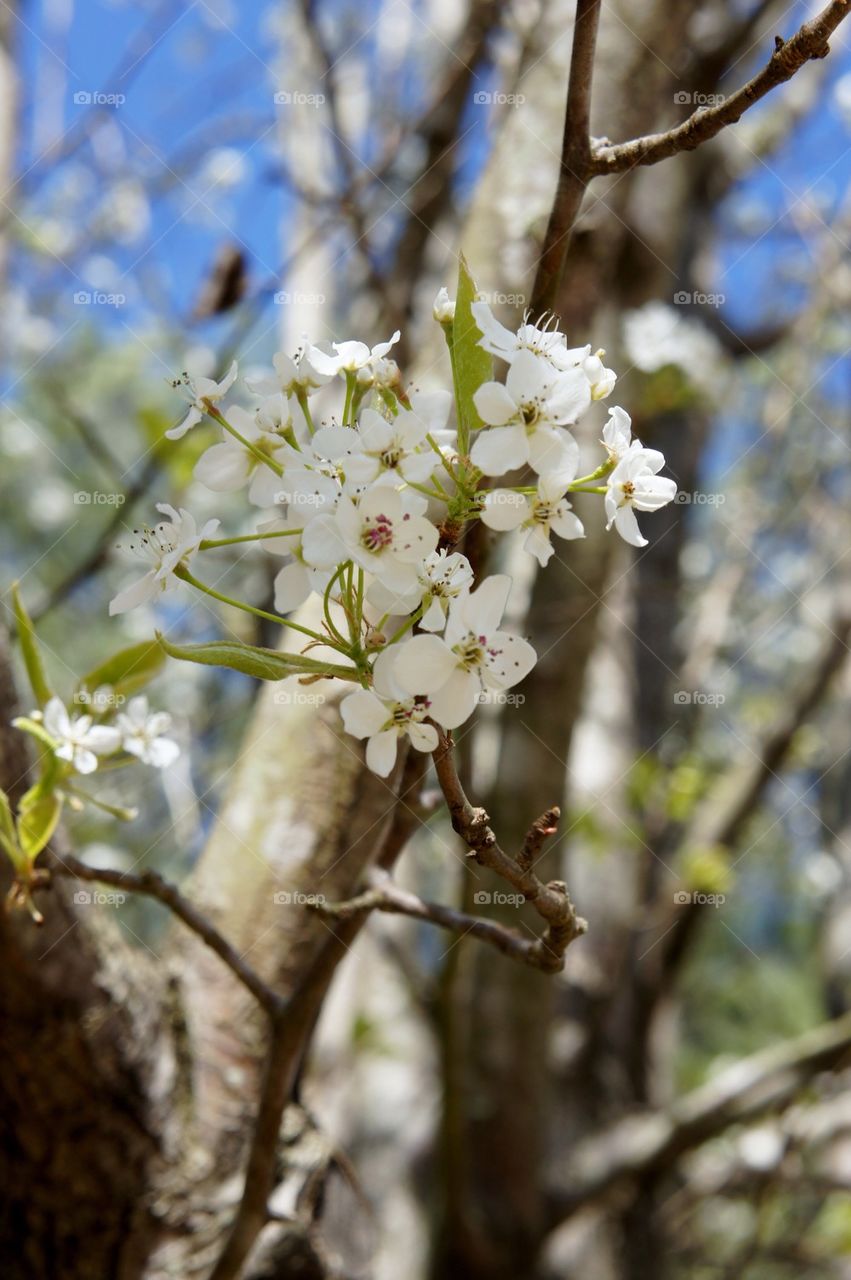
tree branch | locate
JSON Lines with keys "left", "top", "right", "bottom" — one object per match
{"left": 431, "top": 730, "right": 586, "bottom": 972}
{"left": 316, "top": 866, "right": 573, "bottom": 972}
{"left": 48, "top": 853, "right": 281, "bottom": 1016}
{"left": 530, "top": 0, "right": 602, "bottom": 316}
{"left": 591, "top": 0, "right": 850, "bottom": 176}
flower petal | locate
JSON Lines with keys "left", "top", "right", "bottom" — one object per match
{"left": 366, "top": 729, "right": 398, "bottom": 777}
{"left": 394, "top": 635, "right": 458, "bottom": 695}
{"left": 470, "top": 425, "right": 529, "bottom": 476}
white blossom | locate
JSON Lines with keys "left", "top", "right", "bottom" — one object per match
{"left": 433, "top": 287, "right": 455, "bottom": 323}
{"left": 115, "top": 696, "right": 180, "bottom": 768}
{"left": 341, "top": 648, "right": 438, "bottom": 776}
{"left": 307, "top": 331, "right": 400, "bottom": 378}
{"left": 109, "top": 505, "right": 219, "bottom": 615}
{"left": 367, "top": 549, "right": 474, "bottom": 630}
{"left": 393, "top": 575, "right": 536, "bottom": 729}
{"left": 245, "top": 344, "right": 331, "bottom": 398}
{"left": 194, "top": 405, "right": 287, "bottom": 506}
{"left": 42, "top": 696, "right": 120, "bottom": 775}
{"left": 166, "top": 360, "right": 238, "bottom": 440}
{"left": 481, "top": 474, "right": 584, "bottom": 566}
{"left": 602, "top": 405, "right": 633, "bottom": 462}
{"left": 605, "top": 441, "right": 678, "bottom": 547}
{"left": 471, "top": 350, "right": 588, "bottom": 479}
{"left": 313, "top": 390, "right": 449, "bottom": 489}
{"left": 301, "top": 486, "right": 437, "bottom": 596}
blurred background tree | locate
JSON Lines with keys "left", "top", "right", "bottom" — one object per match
{"left": 2, "top": 1, "right": 851, "bottom": 1278}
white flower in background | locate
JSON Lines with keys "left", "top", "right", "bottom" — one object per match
{"left": 622, "top": 301, "right": 723, "bottom": 396}
{"left": 166, "top": 360, "right": 238, "bottom": 440}
{"left": 307, "top": 331, "right": 401, "bottom": 378}
{"left": 341, "top": 648, "right": 439, "bottom": 776}
{"left": 471, "top": 350, "right": 588, "bottom": 478}
{"left": 605, "top": 441, "right": 677, "bottom": 547}
{"left": 115, "top": 697, "right": 180, "bottom": 768}
{"left": 253, "top": 392, "right": 312, "bottom": 450}
{"left": 481, "top": 475, "right": 584, "bottom": 567}
{"left": 394, "top": 575, "right": 537, "bottom": 729}
{"left": 433, "top": 287, "right": 455, "bottom": 323}
{"left": 109, "top": 504, "right": 219, "bottom": 615}
{"left": 302, "top": 486, "right": 437, "bottom": 595}
{"left": 602, "top": 405, "right": 633, "bottom": 462}
{"left": 367, "top": 549, "right": 474, "bottom": 629}
{"left": 194, "top": 405, "right": 287, "bottom": 507}
{"left": 42, "top": 696, "right": 120, "bottom": 775}
{"left": 246, "top": 344, "right": 332, "bottom": 399}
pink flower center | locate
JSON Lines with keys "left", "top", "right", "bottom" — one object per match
{"left": 362, "top": 514, "right": 394, "bottom": 552}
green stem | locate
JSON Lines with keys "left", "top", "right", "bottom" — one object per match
{"left": 208, "top": 407, "right": 284, "bottom": 477}
{"left": 387, "top": 606, "right": 423, "bottom": 645}
{"left": 200, "top": 529, "right": 302, "bottom": 550}
{"left": 296, "top": 389, "right": 315, "bottom": 435}
{"left": 179, "top": 569, "right": 331, "bottom": 646}
{"left": 569, "top": 484, "right": 608, "bottom": 494}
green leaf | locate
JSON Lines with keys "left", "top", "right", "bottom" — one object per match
{"left": 451, "top": 255, "right": 493, "bottom": 455}
{"left": 156, "top": 634, "right": 360, "bottom": 684}
{"left": 77, "top": 640, "right": 166, "bottom": 700}
{"left": 0, "top": 788, "right": 22, "bottom": 869}
{"left": 17, "top": 788, "right": 62, "bottom": 861}
{"left": 12, "top": 583, "right": 52, "bottom": 707}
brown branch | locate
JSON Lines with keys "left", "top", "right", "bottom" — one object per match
{"left": 549, "top": 1009, "right": 851, "bottom": 1220}
{"left": 591, "top": 0, "right": 851, "bottom": 176}
{"left": 431, "top": 729, "right": 586, "bottom": 972}
{"left": 48, "top": 853, "right": 281, "bottom": 1016}
{"left": 315, "top": 867, "right": 572, "bottom": 972}
{"left": 530, "top": 0, "right": 602, "bottom": 316}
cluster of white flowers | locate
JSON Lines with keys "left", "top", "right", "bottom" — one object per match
{"left": 112, "top": 290, "right": 677, "bottom": 777}
{"left": 37, "top": 695, "right": 179, "bottom": 776}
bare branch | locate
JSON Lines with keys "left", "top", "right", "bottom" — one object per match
{"left": 548, "top": 1010, "right": 851, "bottom": 1219}
{"left": 591, "top": 0, "right": 851, "bottom": 176}
{"left": 48, "top": 853, "right": 281, "bottom": 1016}
{"left": 530, "top": 0, "right": 603, "bottom": 316}
{"left": 431, "top": 730, "right": 586, "bottom": 972}
{"left": 316, "top": 867, "right": 572, "bottom": 971}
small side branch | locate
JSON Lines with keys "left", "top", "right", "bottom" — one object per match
{"left": 316, "top": 869, "right": 571, "bottom": 972}
{"left": 48, "top": 854, "right": 281, "bottom": 1015}
{"left": 591, "top": 0, "right": 851, "bottom": 176}
{"left": 431, "top": 730, "right": 586, "bottom": 972}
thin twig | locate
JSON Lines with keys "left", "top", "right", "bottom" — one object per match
{"left": 316, "top": 868, "right": 572, "bottom": 972}
{"left": 591, "top": 0, "right": 851, "bottom": 175}
{"left": 431, "top": 730, "right": 586, "bottom": 972}
{"left": 48, "top": 853, "right": 281, "bottom": 1015}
